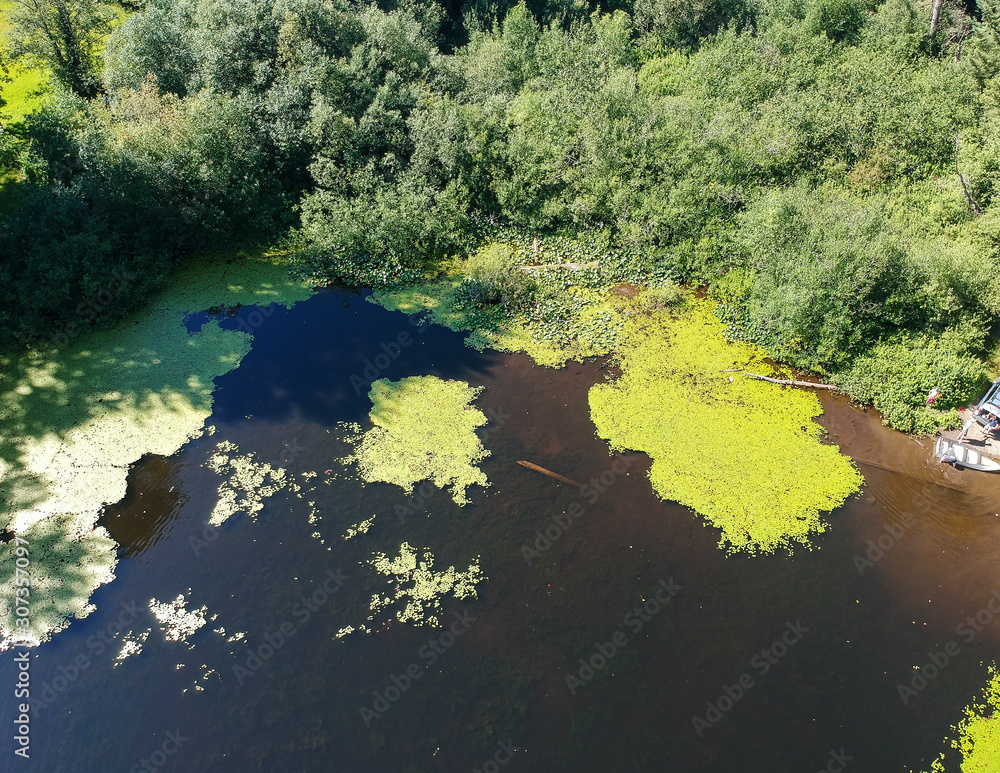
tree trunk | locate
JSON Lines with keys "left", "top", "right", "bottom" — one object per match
{"left": 930, "top": 0, "right": 943, "bottom": 38}
{"left": 955, "top": 137, "right": 981, "bottom": 216}
{"left": 744, "top": 373, "right": 838, "bottom": 391}
{"left": 516, "top": 460, "right": 584, "bottom": 488}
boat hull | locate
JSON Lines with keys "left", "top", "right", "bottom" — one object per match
{"left": 935, "top": 437, "right": 1000, "bottom": 472}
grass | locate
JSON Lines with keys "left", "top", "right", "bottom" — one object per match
{"left": 0, "top": 166, "right": 24, "bottom": 215}
{"left": 0, "top": 0, "right": 52, "bottom": 123}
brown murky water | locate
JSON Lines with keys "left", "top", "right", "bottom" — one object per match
{"left": 2, "top": 289, "right": 999, "bottom": 772}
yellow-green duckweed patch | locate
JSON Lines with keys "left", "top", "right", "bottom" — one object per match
{"left": 367, "top": 541, "right": 484, "bottom": 627}
{"left": 0, "top": 253, "right": 312, "bottom": 647}
{"left": 0, "top": 514, "right": 117, "bottom": 645}
{"left": 205, "top": 440, "right": 299, "bottom": 527}
{"left": 927, "top": 669, "right": 1000, "bottom": 772}
{"left": 148, "top": 593, "right": 209, "bottom": 644}
{"left": 588, "top": 300, "right": 862, "bottom": 554}
{"left": 341, "top": 376, "right": 490, "bottom": 505}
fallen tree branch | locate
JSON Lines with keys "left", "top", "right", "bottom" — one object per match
{"left": 518, "top": 262, "right": 600, "bottom": 271}
{"left": 744, "top": 372, "right": 838, "bottom": 391}
{"left": 517, "top": 460, "right": 585, "bottom": 488}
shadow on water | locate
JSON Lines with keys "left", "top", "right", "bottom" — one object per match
{"left": 204, "top": 288, "right": 500, "bottom": 428}
{"left": 4, "top": 290, "right": 1000, "bottom": 773}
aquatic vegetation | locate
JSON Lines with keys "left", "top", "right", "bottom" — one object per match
{"left": 0, "top": 514, "right": 117, "bottom": 645}
{"left": 149, "top": 593, "right": 208, "bottom": 644}
{"left": 589, "top": 300, "right": 863, "bottom": 554}
{"left": 343, "top": 516, "right": 375, "bottom": 540}
{"left": 370, "top": 242, "right": 633, "bottom": 368}
{"left": 341, "top": 376, "right": 491, "bottom": 505}
{"left": 0, "top": 253, "right": 312, "bottom": 648}
{"left": 367, "top": 542, "right": 484, "bottom": 627}
{"left": 114, "top": 629, "right": 150, "bottom": 667}
{"left": 205, "top": 440, "right": 299, "bottom": 526}
{"left": 927, "top": 669, "right": 1000, "bottom": 772}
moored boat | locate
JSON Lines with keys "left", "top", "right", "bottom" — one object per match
{"left": 935, "top": 437, "right": 1000, "bottom": 472}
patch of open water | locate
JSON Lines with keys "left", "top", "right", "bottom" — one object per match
{"left": 2, "top": 288, "right": 999, "bottom": 772}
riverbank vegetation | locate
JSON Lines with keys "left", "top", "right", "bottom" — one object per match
{"left": 3, "top": 0, "right": 1000, "bottom": 432}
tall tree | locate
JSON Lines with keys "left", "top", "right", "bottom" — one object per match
{"left": 4, "top": 0, "right": 110, "bottom": 99}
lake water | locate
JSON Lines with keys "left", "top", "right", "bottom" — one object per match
{"left": 3, "top": 287, "right": 999, "bottom": 772}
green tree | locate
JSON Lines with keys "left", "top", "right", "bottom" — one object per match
{"left": 4, "top": 0, "right": 111, "bottom": 98}
{"left": 103, "top": 6, "right": 196, "bottom": 96}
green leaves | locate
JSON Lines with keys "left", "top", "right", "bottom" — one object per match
{"left": 4, "top": 0, "right": 112, "bottom": 99}
{"left": 732, "top": 186, "right": 926, "bottom": 370}
{"left": 832, "top": 338, "right": 986, "bottom": 432}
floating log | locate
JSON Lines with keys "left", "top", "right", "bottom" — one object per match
{"left": 517, "top": 460, "right": 585, "bottom": 488}
{"left": 743, "top": 372, "right": 838, "bottom": 391}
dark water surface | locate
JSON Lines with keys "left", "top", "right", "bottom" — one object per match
{"left": 3, "top": 288, "right": 1000, "bottom": 772}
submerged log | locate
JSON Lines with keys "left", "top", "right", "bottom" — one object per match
{"left": 743, "top": 372, "right": 838, "bottom": 391}
{"left": 517, "top": 460, "right": 585, "bottom": 488}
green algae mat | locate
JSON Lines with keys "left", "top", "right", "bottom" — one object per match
{"left": 927, "top": 669, "right": 1000, "bottom": 772}
{"left": 0, "top": 254, "right": 312, "bottom": 647}
{"left": 341, "top": 376, "right": 491, "bottom": 505}
{"left": 588, "top": 300, "right": 863, "bottom": 554}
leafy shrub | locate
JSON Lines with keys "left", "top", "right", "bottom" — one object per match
{"left": 832, "top": 339, "right": 987, "bottom": 433}
{"left": 806, "top": 0, "right": 866, "bottom": 43}
{"left": 734, "top": 187, "right": 928, "bottom": 371}
{"left": 633, "top": 0, "right": 757, "bottom": 50}
{"left": 454, "top": 243, "right": 536, "bottom": 310}
{"left": 642, "top": 281, "right": 684, "bottom": 310}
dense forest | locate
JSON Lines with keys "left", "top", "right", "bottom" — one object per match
{"left": 3, "top": 0, "right": 1000, "bottom": 430}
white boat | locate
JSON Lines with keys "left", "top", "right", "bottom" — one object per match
{"left": 935, "top": 437, "right": 1000, "bottom": 472}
